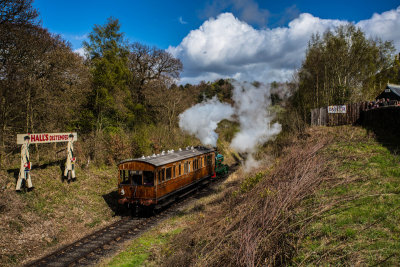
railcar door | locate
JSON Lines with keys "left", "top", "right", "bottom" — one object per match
{"left": 119, "top": 170, "right": 133, "bottom": 199}
{"left": 206, "top": 153, "right": 214, "bottom": 176}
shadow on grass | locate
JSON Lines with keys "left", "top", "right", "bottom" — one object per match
{"left": 102, "top": 190, "right": 131, "bottom": 217}
{"left": 362, "top": 107, "right": 400, "bottom": 155}
{"left": 363, "top": 126, "right": 400, "bottom": 155}
{"left": 6, "top": 159, "right": 66, "bottom": 184}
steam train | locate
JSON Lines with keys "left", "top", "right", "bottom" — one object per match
{"left": 117, "top": 146, "right": 228, "bottom": 213}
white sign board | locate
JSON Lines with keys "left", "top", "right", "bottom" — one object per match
{"left": 328, "top": 105, "right": 347, "bottom": 114}
{"left": 17, "top": 132, "right": 77, "bottom": 144}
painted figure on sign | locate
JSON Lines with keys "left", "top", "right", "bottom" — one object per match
{"left": 16, "top": 136, "right": 34, "bottom": 192}
{"left": 64, "top": 134, "right": 76, "bottom": 182}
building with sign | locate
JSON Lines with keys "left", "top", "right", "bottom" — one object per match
{"left": 375, "top": 83, "right": 400, "bottom": 101}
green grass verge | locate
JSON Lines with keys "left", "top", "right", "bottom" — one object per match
{"left": 294, "top": 126, "right": 400, "bottom": 266}
{"left": 103, "top": 216, "right": 186, "bottom": 267}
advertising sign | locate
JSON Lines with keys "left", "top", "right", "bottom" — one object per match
{"left": 17, "top": 132, "right": 77, "bottom": 144}
{"left": 328, "top": 105, "right": 347, "bottom": 114}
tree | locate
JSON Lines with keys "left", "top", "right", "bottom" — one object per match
{"left": 83, "top": 17, "right": 131, "bottom": 133}
{"left": 0, "top": 0, "right": 38, "bottom": 25}
{"left": 127, "top": 43, "right": 183, "bottom": 123}
{"left": 293, "top": 24, "right": 395, "bottom": 120}
{"left": 0, "top": 23, "right": 90, "bottom": 167}
{"left": 0, "top": 1, "right": 90, "bottom": 167}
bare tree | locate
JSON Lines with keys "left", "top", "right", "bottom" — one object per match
{"left": 128, "top": 42, "right": 183, "bottom": 104}
{"left": 0, "top": 23, "right": 90, "bottom": 167}
{"left": 0, "top": 0, "right": 38, "bottom": 25}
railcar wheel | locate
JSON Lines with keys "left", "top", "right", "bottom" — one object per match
{"left": 130, "top": 204, "right": 138, "bottom": 218}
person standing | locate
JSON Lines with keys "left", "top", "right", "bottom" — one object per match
{"left": 64, "top": 134, "right": 76, "bottom": 182}
{"left": 16, "top": 136, "right": 33, "bottom": 192}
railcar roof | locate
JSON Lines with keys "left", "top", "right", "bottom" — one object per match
{"left": 118, "top": 146, "right": 215, "bottom": 167}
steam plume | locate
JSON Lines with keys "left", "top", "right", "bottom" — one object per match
{"left": 230, "top": 81, "right": 282, "bottom": 170}
{"left": 179, "top": 96, "right": 234, "bottom": 146}
{"left": 179, "top": 81, "right": 281, "bottom": 171}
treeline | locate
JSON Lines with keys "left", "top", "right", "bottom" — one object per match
{"left": 3, "top": 1, "right": 399, "bottom": 168}
{"left": 0, "top": 0, "right": 236, "bottom": 168}
{"left": 290, "top": 24, "right": 400, "bottom": 122}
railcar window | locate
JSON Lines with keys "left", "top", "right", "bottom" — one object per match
{"left": 188, "top": 161, "right": 191, "bottom": 172}
{"left": 207, "top": 155, "right": 212, "bottom": 166}
{"left": 130, "top": 170, "right": 142, "bottom": 185}
{"left": 179, "top": 164, "right": 181, "bottom": 175}
{"left": 160, "top": 169, "right": 165, "bottom": 183}
{"left": 184, "top": 162, "right": 188, "bottom": 174}
{"left": 166, "top": 167, "right": 172, "bottom": 180}
{"left": 143, "top": 171, "right": 154, "bottom": 186}
{"left": 173, "top": 166, "right": 176, "bottom": 178}
{"left": 120, "top": 170, "right": 130, "bottom": 184}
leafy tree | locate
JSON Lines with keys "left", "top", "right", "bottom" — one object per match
{"left": 372, "top": 53, "right": 400, "bottom": 90}
{"left": 83, "top": 17, "right": 131, "bottom": 133}
{"left": 196, "top": 79, "right": 233, "bottom": 104}
{"left": 293, "top": 24, "right": 395, "bottom": 120}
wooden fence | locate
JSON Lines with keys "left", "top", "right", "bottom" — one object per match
{"left": 311, "top": 102, "right": 368, "bottom": 126}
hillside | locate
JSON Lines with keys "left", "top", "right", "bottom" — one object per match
{"left": 1, "top": 126, "right": 399, "bottom": 266}
{"left": 98, "top": 125, "right": 400, "bottom": 266}
{"left": 0, "top": 164, "right": 121, "bottom": 266}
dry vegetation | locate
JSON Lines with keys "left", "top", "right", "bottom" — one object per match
{"left": 160, "top": 127, "right": 332, "bottom": 266}
{"left": 0, "top": 156, "right": 120, "bottom": 266}
{"left": 142, "top": 126, "right": 399, "bottom": 267}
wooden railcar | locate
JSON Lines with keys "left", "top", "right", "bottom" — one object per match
{"left": 117, "top": 146, "right": 215, "bottom": 210}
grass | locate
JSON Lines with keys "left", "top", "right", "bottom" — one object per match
{"left": 0, "top": 162, "right": 119, "bottom": 266}
{"left": 294, "top": 126, "right": 400, "bottom": 266}
{"left": 141, "top": 125, "right": 400, "bottom": 266}
{"left": 99, "top": 213, "right": 194, "bottom": 267}
{"left": 105, "top": 228, "right": 183, "bottom": 267}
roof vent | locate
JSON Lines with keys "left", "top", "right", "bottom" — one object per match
{"left": 147, "top": 156, "right": 151, "bottom": 159}
{"left": 171, "top": 149, "right": 174, "bottom": 153}
{"left": 179, "top": 148, "right": 182, "bottom": 151}
{"left": 152, "top": 154, "right": 156, "bottom": 157}
{"left": 141, "top": 155, "right": 145, "bottom": 159}
{"left": 186, "top": 146, "right": 189, "bottom": 150}
{"left": 191, "top": 146, "right": 194, "bottom": 150}
{"left": 161, "top": 150, "right": 165, "bottom": 155}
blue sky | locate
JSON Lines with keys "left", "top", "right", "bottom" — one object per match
{"left": 33, "top": 0, "right": 400, "bottom": 83}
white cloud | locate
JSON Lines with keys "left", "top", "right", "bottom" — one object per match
{"left": 178, "top": 16, "right": 188, "bottom": 25}
{"left": 73, "top": 47, "right": 86, "bottom": 58}
{"left": 169, "top": 7, "right": 400, "bottom": 84}
{"left": 356, "top": 6, "right": 400, "bottom": 49}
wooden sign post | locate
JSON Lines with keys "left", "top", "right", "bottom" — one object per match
{"left": 16, "top": 132, "right": 78, "bottom": 191}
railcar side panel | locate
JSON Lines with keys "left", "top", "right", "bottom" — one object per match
{"left": 117, "top": 148, "right": 215, "bottom": 208}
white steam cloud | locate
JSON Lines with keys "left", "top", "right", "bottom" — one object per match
{"left": 230, "top": 81, "right": 281, "bottom": 150}
{"left": 179, "top": 96, "right": 234, "bottom": 146}
{"left": 179, "top": 81, "right": 281, "bottom": 171}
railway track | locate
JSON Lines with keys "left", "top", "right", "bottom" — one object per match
{"left": 24, "top": 163, "right": 239, "bottom": 267}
